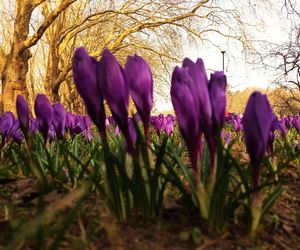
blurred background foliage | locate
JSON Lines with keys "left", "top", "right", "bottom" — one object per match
{"left": 0, "top": 0, "right": 299, "bottom": 115}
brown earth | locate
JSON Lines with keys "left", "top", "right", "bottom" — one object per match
{"left": 0, "top": 170, "right": 299, "bottom": 250}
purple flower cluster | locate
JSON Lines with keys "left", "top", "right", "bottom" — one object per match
{"left": 149, "top": 114, "right": 175, "bottom": 137}
{"left": 170, "top": 58, "right": 227, "bottom": 173}
{"left": 225, "top": 113, "right": 243, "bottom": 132}
{"left": 72, "top": 47, "right": 153, "bottom": 154}
{"left": 0, "top": 94, "right": 93, "bottom": 146}
{"left": 0, "top": 111, "right": 24, "bottom": 146}
{"left": 278, "top": 115, "right": 300, "bottom": 136}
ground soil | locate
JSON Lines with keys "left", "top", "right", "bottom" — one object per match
{"left": 0, "top": 169, "right": 299, "bottom": 250}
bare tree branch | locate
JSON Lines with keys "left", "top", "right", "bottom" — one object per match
{"left": 20, "top": 0, "right": 76, "bottom": 52}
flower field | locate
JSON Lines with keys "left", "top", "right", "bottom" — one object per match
{"left": 0, "top": 48, "right": 299, "bottom": 249}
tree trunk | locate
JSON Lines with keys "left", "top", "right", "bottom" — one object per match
{"left": 0, "top": 1, "right": 36, "bottom": 113}
{"left": 1, "top": 50, "right": 32, "bottom": 113}
{"left": 45, "top": 45, "right": 60, "bottom": 102}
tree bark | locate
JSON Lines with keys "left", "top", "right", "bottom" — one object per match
{"left": 1, "top": 1, "right": 36, "bottom": 113}
{"left": 45, "top": 44, "right": 60, "bottom": 102}
{"left": 0, "top": 0, "right": 76, "bottom": 113}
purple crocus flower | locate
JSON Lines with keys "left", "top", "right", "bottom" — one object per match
{"left": 125, "top": 55, "right": 153, "bottom": 143}
{"left": 267, "top": 114, "right": 278, "bottom": 154}
{"left": 285, "top": 115, "right": 293, "bottom": 128}
{"left": 30, "top": 118, "right": 39, "bottom": 135}
{"left": 100, "top": 49, "right": 134, "bottom": 155}
{"left": 114, "top": 126, "right": 120, "bottom": 137}
{"left": 278, "top": 120, "right": 287, "bottom": 137}
{"left": 182, "top": 58, "right": 218, "bottom": 171}
{"left": 65, "top": 112, "right": 75, "bottom": 136}
{"left": 128, "top": 114, "right": 140, "bottom": 146}
{"left": 171, "top": 66, "right": 200, "bottom": 173}
{"left": 242, "top": 91, "right": 274, "bottom": 187}
{"left": 48, "top": 124, "right": 56, "bottom": 143}
{"left": 74, "top": 115, "right": 85, "bottom": 135}
{"left": 209, "top": 71, "right": 227, "bottom": 129}
{"left": 83, "top": 115, "right": 92, "bottom": 142}
{"left": 16, "top": 95, "right": 30, "bottom": 135}
{"left": 0, "top": 112, "right": 15, "bottom": 143}
{"left": 52, "top": 103, "right": 66, "bottom": 140}
{"left": 73, "top": 47, "right": 106, "bottom": 137}
{"left": 182, "top": 58, "right": 212, "bottom": 132}
{"left": 12, "top": 129, "right": 24, "bottom": 144}
{"left": 153, "top": 114, "right": 165, "bottom": 136}
{"left": 225, "top": 131, "right": 231, "bottom": 146}
{"left": 233, "top": 115, "right": 242, "bottom": 132}
{"left": 34, "top": 94, "right": 53, "bottom": 144}
{"left": 293, "top": 115, "right": 300, "bottom": 133}
{"left": 164, "top": 119, "right": 174, "bottom": 137}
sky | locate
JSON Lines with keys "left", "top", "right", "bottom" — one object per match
{"left": 154, "top": 0, "right": 298, "bottom": 112}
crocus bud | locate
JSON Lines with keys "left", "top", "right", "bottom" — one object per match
{"left": 225, "top": 131, "right": 231, "bottom": 146}
{"left": 65, "top": 112, "right": 75, "bottom": 135}
{"left": 182, "top": 58, "right": 212, "bottom": 132}
{"left": 125, "top": 55, "right": 153, "bottom": 142}
{"left": 34, "top": 94, "right": 53, "bottom": 144}
{"left": 233, "top": 115, "right": 242, "bottom": 132}
{"left": 16, "top": 95, "right": 30, "bottom": 135}
{"left": 152, "top": 114, "right": 164, "bottom": 136}
{"left": 73, "top": 47, "right": 106, "bottom": 136}
{"left": 267, "top": 114, "right": 278, "bottom": 154}
{"left": 83, "top": 115, "right": 92, "bottom": 142}
{"left": 0, "top": 112, "right": 14, "bottom": 142}
{"left": 242, "top": 91, "right": 273, "bottom": 187}
{"left": 293, "top": 115, "right": 300, "bottom": 133}
{"left": 209, "top": 71, "right": 227, "bottom": 129}
{"left": 277, "top": 120, "right": 286, "bottom": 137}
{"left": 100, "top": 49, "right": 134, "bottom": 154}
{"left": 164, "top": 119, "right": 174, "bottom": 137}
{"left": 10, "top": 120, "right": 24, "bottom": 145}
{"left": 30, "top": 118, "right": 38, "bottom": 135}
{"left": 48, "top": 125, "right": 56, "bottom": 143}
{"left": 12, "top": 129, "right": 24, "bottom": 144}
{"left": 52, "top": 103, "right": 66, "bottom": 140}
{"left": 74, "top": 115, "right": 85, "bottom": 135}
{"left": 171, "top": 66, "right": 200, "bottom": 173}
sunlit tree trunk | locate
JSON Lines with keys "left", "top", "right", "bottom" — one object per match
{"left": 45, "top": 44, "right": 60, "bottom": 102}
{"left": 1, "top": 1, "right": 36, "bottom": 113}
{"left": 0, "top": 0, "right": 76, "bottom": 112}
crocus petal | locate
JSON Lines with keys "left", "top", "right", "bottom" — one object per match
{"left": 0, "top": 112, "right": 14, "bottom": 140}
{"left": 171, "top": 66, "right": 200, "bottom": 172}
{"left": 100, "top": 49, "right": 129, "bottom": 132}
{"left": 34, "top": 94, "right": 54, "bottom": 144}
{"left": 83, "top": 115, "right": 92, "bottom": 142}
{"left": 16, "top": 95, "right": 30, "bottom": 134}
{"left": 73, "top": 47, "right": 106, "bottom": 134}
{"left": 52, "top": 103, "right": 66, "bottom": 140}
{"left": 65, "top": 112, "right": 75, "bottom": 135}
{"left": 293, "top": 116, "right": 300, "bottom": 133}
{"left": 30, "top": 118, "right": 38, "bottom": 135}
{"left": 242, "top": 91, "right": 273, "bottom": 187}
{"left": 209, "top": 71, "right": 227, "bottom": 129}
{"left": 74, "top": 115, "right": 85, "bottom": 135}
{"left": 182, "top": 58, "right": 212, "bottom": 133}
{"left": 125, "top": 55, "right": 153, "bottom": 128}
{"left": 12, "top": 129, "right": 24, "bottom": 144}
{"left": 100, "top": 49, "right": 134, "bottom": 154}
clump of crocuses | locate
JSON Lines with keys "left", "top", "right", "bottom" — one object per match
{"left": 170, "top": 57, "right": 227, "bottom": 219}
{"left": 73, "top": 47, "right": 154, "bottom": 156}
